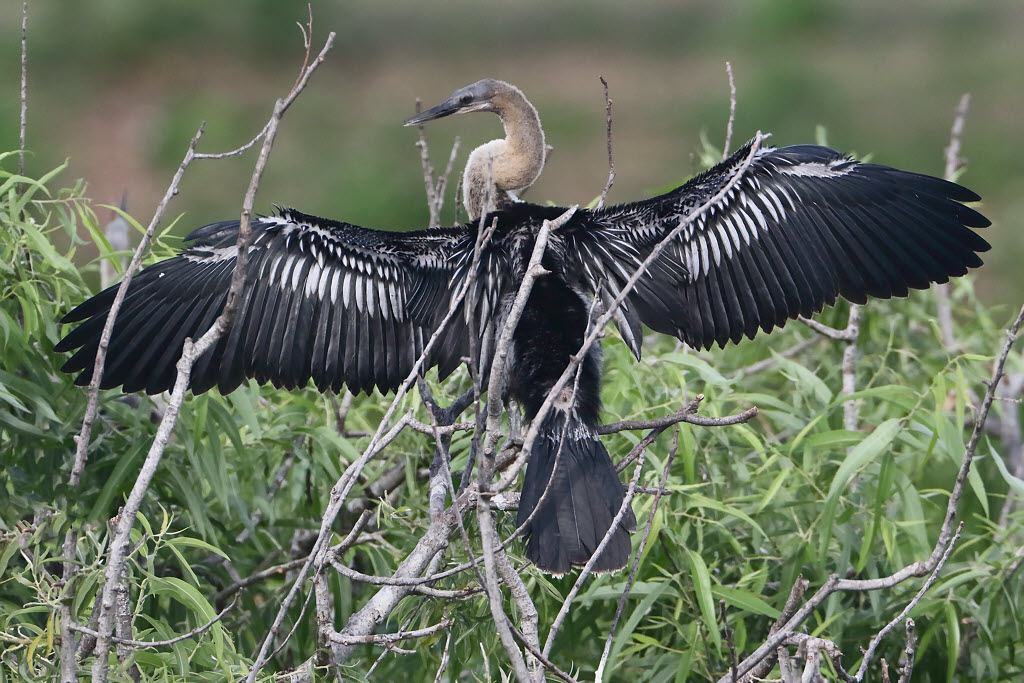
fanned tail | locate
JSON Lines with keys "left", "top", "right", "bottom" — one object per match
{"left": 517, "top": 413, "right": 636, "bottom": 574}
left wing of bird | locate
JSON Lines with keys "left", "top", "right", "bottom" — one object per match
{"left": 569, "top": 140, "right": 990, "bottom": 351}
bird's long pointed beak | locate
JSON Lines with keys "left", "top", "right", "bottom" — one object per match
{"left": 403, "top": 98, "right": 462, "bottom": 126}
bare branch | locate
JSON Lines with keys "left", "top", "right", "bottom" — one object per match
{"left": 854, "top": 523, "right": 962, "bottom": 678}
{"left": 413, "top": 101, "right": 461, "bottom": 228}
{"left": 433, "top": 630, "right": 452, "bottom": 683}
{"left": 596, "top": 430, "right": 679, "bottom": 681}
{"left": 896, "top": 619, "right": 917, "bottom": 683}
{"left": 236, "top": 450, "right": 297, "bottom": 544}
{"left": 798, "top": 313, "right": 858, "bottom": 341}
{"left": 70, "top": 594, "right": 239, "bottom": 649}
{"left": 934, "top": 93, "right": 971, "bottom": 350}
{"left": 330, "top": 615, "right": 453, "bottom": 645}
{"left": 58, "top": 530, "right": 80, "bottom": 682}
{"left": 503, "top": 624, "right": 579, "bottom": 683}
{"left": 543, "top": 442, "right": 648, "bottom": 657}
{"left": 596, "top": 76, "right": 615, "bottom": 210}
{"left": 800, "top": 304, "right": 862, "bottom": 433}
{"left": 944, "top": 93, "right": 972, "bottom": 189}
{"left": 738, "top": 576, "right": 809, "bottom": 682}
{"left": 723, "top": 61, "right": 736, "bottom": 159}
{"left": 842, "top": 304, "right": 862, "bottom": 432}
{"left": 113, "top": 568, "right": 141, "bottom": 681}
{"left": 327, "top": 489, "right": 457, "bottom": 664}
{"left": 19, "top": 2, "right": 28, "bottom": 176}
{"left": 193, "top": 121, "right": 271, "bottom": 160}
{"left": 71, "top": 123, "right": 205, "bottom": 487}
{"left": 599, "top": 398, "right": 758, "bottom": 436}
{"left": 477, "top": 491, "right": 532, "bottom": 681}
{"left": 484, "top": 207, "right": 578, "bottom": 459}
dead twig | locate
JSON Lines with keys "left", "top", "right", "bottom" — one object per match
{"left": 542, "top": 440, "right": 648, "bottom": 658}
{"left": 70, "top": 123, "right": 204, "bottom": 487}
{"left": 599, "top": 398, "right": 758, "bottom": 436}
{"left": 799, "top": 304, "right": 861, "bottom": 433}
{"left": 413, "top": 97, "right": 461, "bottom": 227}
{"left": 896, "top": 619, "right": 917, "bottom": 683}
{"left": 596, "top": 76, "right": 615, "bottom": 210}
{"left": 596, "top": 429, "right": 679, "bottom": 681}
{"left": 19, "top": 2, "right": 27, "bottom": 176}
{"left": 723, "top": 61, "right": 736, "bottom": 159}
{"left": 70, "top": 594, "right": 239, "bottom": 649}
{"left": 853, "top": 523, "right": 963, "bottom": 678}
{"left": 729, "top": 336, "right": 822, "bottom": 379}
{"left": 934, "top": 93, "right": 971, "bottom": 350}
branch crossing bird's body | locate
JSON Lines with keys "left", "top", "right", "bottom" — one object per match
{"left": 57, "top": 80, "right": 990, "bottom": 575}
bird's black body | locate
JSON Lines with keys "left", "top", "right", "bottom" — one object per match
{"left": 56, "top": 141, "right": 990, "bottom": 574}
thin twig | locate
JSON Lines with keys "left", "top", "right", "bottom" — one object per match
{"left": 433, "top": 629, "right": 452, "bottom": 683}
{"left": 842, "top": 304, "right": 862, "bottom": 432}
{"left": 70, "top": 123, "right": 205, "bottom": 487}
{"left": 236, "top": 450, "right": 297, "bottom": 544}
{"left": 599, "top": 400, "right": 758, "bottom": 436}
{"left": 542, "top": 443, "right": 648, "bottom": 657}
{"left": 738, "top": 576, "right": 809, "bottom": 682}
{"left": 723, "top": 61, "right": 736, "bottom": 159}
{"left": 596, "top": 429, "right": 679, "bottom": 681}
{"left": 800, "top": 305, "right": 861, "bottom": 434}
{"left": 58, "top": 530, "right": 79, "bottom": 683}
{"left": 854, "top": 523, "right": 963, "bottom": 678}
{"left": 18, "top": 1, "right": 28, "bottom": 176}
{"left": 70, "top": 594, "right": 239, "bottom": 648}
{"left": 934, "top": 93, "right": 971, "bottom": 350}
{"left": 193, "top": 121, "right": 271, "bottom": 161}
{"left": 798, "top": 313, "right": 858, "bottom": 341}
{"left": 896, "top": 619, "right": 917, "bottom": 683}
{"left": 721, "top": 600, "right": 738, "bottom": 683}
{"left": 507, "top": 623, "right": 580, "bottom": 683}
{"left": 596, "top": 76, "right": 615, "bottom": 210}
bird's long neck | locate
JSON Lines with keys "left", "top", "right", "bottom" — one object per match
{"left": 463, "top": 84, "right": 546, "bottom": 221}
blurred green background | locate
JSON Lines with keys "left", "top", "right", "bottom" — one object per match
{"left": 2, "top": 0, "right": 1021, "bottom": 304}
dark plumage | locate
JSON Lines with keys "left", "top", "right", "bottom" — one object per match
{"left": 58, "top": 128, "right": 989, "bottom": 575}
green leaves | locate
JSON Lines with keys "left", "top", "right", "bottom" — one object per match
{"left": 826, "top": 418, "right": 901, "bottom": 502}
{"left": 3, "top": 150, "right": 1022, "bottom": 682}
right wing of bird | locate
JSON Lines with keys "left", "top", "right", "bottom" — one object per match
{"left": 572, "top": 140, "right": 990, "bottom": 351}
{"left": 55, "top": 208, "right": 502, "bottom": 396}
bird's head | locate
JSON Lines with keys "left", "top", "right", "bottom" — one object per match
{"left": 403, "top": 78, "right": 503, "bottom": 126}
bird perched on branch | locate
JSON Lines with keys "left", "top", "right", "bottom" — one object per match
{"left": 57, "top": 78, "right": 990, "bottom": 575}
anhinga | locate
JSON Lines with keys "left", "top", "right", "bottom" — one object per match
{"left": 57, "top": 79, "right": 990, "bottom": 575}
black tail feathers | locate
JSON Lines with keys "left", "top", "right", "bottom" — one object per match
{"left": 517, "top": 413, "right": 636, "bottom": 575}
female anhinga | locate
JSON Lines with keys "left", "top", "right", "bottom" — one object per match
{"left": 57, "top": 79, "right": 990, "bottom": 575}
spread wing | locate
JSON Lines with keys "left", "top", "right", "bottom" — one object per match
{"left": 56, "top": 208, "right": 506, "bottom": 395}
{"left": 569, "top": 140, "right": 990, "bottom": 351}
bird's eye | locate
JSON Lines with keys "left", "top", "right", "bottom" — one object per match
{"left": 460, "top": 94, "right": 473, "bottom": 105}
